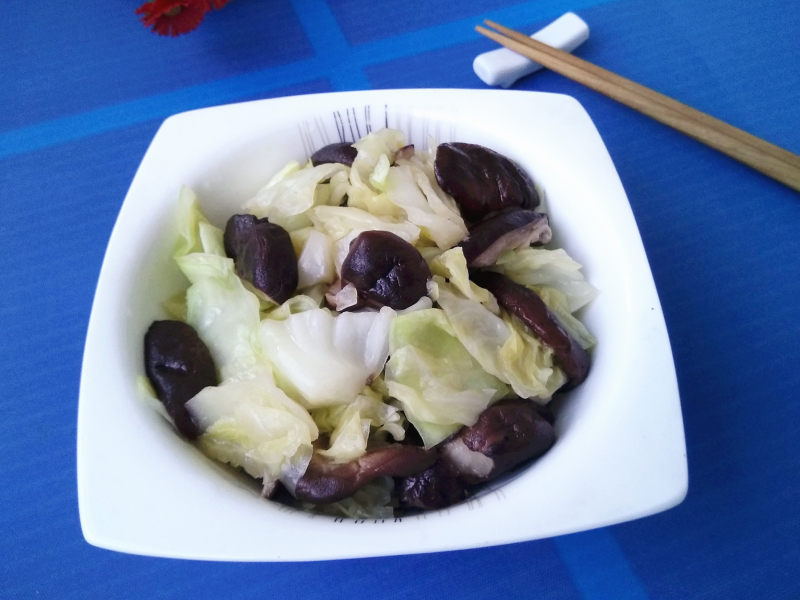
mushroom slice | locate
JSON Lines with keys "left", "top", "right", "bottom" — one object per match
{"left": 398, "top": 398, "right": 556, "bottom": 510}
{"left": 294, "top": 445, "right": 436, "bottom": 504}
{"left": 461, "top": 209, "right": 551, "bottom": 267}
{"left": 471, "top": 270, "right": 590, "bottom": 386}
{"left": 397, "top": 458, "right": 467, "bottom": 510}
{"left": 310, "top": 142, "right": 358, "bottom": 166}
{"left": 452, "top": 398, "right": 555, "bottom": 484}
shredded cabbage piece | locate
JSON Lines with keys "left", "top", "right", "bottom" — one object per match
{"left": 294, "top": 228, "right": 336, "bottom": 289}
{"left": 383, "top": 163, "right": 467, "bottom": 249}
{"left": 313, "top": 386, "right": 405, "bottom": 463}
{"left": 434, "top": 280, "right": 566, "bottom": 401}
{"left": 384, "top": 308, "right": 508, "bottom": 448}
{"left": 534, "top": 286, "right": 597, "bottom": 350}
{"left": 259, "top": 306, "right": 396, "bottom": 409}
{"left": 429, "top": 247, "right": 498, "bottom": 310}
{"left": 489, "top": 247, "right": 597, "bottom": 312}
{"left": 187, "top": 367, "right": 318, "bottom": 495}
{"left": 244, "top": 162, "right": 347, "bottom": 231}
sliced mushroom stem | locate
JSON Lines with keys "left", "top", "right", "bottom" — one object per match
{"left": 470, "top": 270, "right": 590, "bottom": 386}
{"left": 294, "top": 445, "right": 436, "bottom": 504}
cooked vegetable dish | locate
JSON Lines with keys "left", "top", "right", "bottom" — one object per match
{"left": 143, "top": 129, "right": 596, "bottom": 517}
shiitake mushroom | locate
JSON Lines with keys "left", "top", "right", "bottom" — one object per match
{"left": 223, "top": 214, "right": 298, "bottom": 304}
{"left": 398, "top": 399, "right": 556, "bottom": 510}
{"left": 340, "top": 230, "right": 431, "bottom": 310}
{"left": 294, "top": 445, "right": 437, "bottom": 504}
{"left": 310, "top": 142, "right": 358, "bottom": 167}
{"left": 470, "top": 270, "right": 590, "bottom": 387}
{"left": 434, "top": 142, "right": 540, "bottom": 222}
{"left": 397, "top": 458, "right": 466, "bottom": 510}
{"left": 455, "top": 398, "right": 555, "bottom": 484}
{"left": 460, "top": 209, "right": 552, "bottom": 267}
{"left": 143, "top": 320, "right": 218, "bottom": 439}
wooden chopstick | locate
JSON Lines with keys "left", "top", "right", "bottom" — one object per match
{"left": 477, "top": 20, "right": 800, "bottom": 192}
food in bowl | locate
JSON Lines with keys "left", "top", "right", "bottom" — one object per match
{"left": 141, "top": 128, "right": 596, "bottom": 518}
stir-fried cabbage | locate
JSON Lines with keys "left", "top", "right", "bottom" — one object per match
{"left": 146, "top": 128, "right": 596, "bottom": 516}
{"left": 350, "top": 128, "right": 406, "bottom": 182}
{"left": 429, "top": 247, "right": 498, "bottom": 309}
{"left": 383, "top": 162, "right": 467, "bottom": 249}
{"left": 293, "top": 228, "right": 336, "bottom": 289}
{"left": 244, "top": 162, "right": 347, "bottom": 231}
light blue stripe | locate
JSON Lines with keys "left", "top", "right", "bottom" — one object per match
{"left": 0, "top": 0, "right": 613, "bottom": 159}
{"left": 0, "top": 58, "right": 323, "bottom": 160}
{"left": 289, "top": 0, "right": 372, "bottom": 91}
{"left": 554, "top": 529, "right": 650, "bottom": 600}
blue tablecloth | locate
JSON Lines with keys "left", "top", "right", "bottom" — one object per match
{"left": 2, "top": 1, "right": 798, "bottom": 598}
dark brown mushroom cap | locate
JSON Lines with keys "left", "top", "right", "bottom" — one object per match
{"left": 457, "top": 398, "right": 555, "bottom": 484}
{"left": 143, "top": 320, "right": 218, "bottom": 439}
{"left": 434, "top": 142, "right": 540, "bottom": 222}
{"left": 223, "top": 214, "right": 298, "bottom": 304}
{"left": 310, "top": 142, "right": 358, "bottom": 167}
{"left": 397, "top": 458, "right": 467, "bottom": 510}
{"left": 340, "top": 230, "right": 431, "bottom": 310}
{"left": 397, "top": 398, "right": 556, "bottom": 509}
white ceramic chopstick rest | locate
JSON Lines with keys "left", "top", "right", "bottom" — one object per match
{"left": 473, "top": 12, "right": 590, "bottom": 88}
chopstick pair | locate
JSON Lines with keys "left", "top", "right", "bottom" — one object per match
{"left": 477, "top": 20, "right": 800, "bottom": 193}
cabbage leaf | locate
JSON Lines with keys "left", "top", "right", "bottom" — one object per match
{"left": 534, "top": 285, "right": 596, "bottom": 350}
{"left": 176, "top": 252, "right": 264, "bottom": 381}
{"left": 383, "top": 163, "right": 467, "bottom": 249}
{"left": 313, "top": 386, "right": 405, "bottom": 463}
{"left": 244, "top": 162, "right": 347, "bottom": 231}
{"left": 260, "top": 306, "right": 396, "bottom": 408}
{"left": 435, "top": 280, "right": 566, "bottom": 401}
{"left": 490, "top": 247, "right": 597, "bottom": 312}
{"left": 186, "top": 367, "right": 318, "bottom": 495}
{"left": 173, "top": 186, "right": 225, "bottom": 259}
{"left": 384, "top": 308, "right": 508, "bottom": 448}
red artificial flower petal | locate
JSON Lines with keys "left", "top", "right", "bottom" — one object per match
{"left": 209, "top": 0, "right": 232, "bottom": 8}
{"left": 136, "top": 0, "right": 211, "bottom": 37}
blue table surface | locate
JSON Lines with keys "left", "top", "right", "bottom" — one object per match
{"left": 2, "top": 0, "right": 798, "bottom": 598}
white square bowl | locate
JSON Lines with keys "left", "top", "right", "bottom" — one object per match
{"left": 77, "top": 88, "right": 687, "bottom": 561}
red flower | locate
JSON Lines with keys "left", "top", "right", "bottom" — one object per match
{"left": 209, "top": 0, "right": 231, "bottom": 8}
{"left": 136, "top": 0, "right": 210, "bottom": 37}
